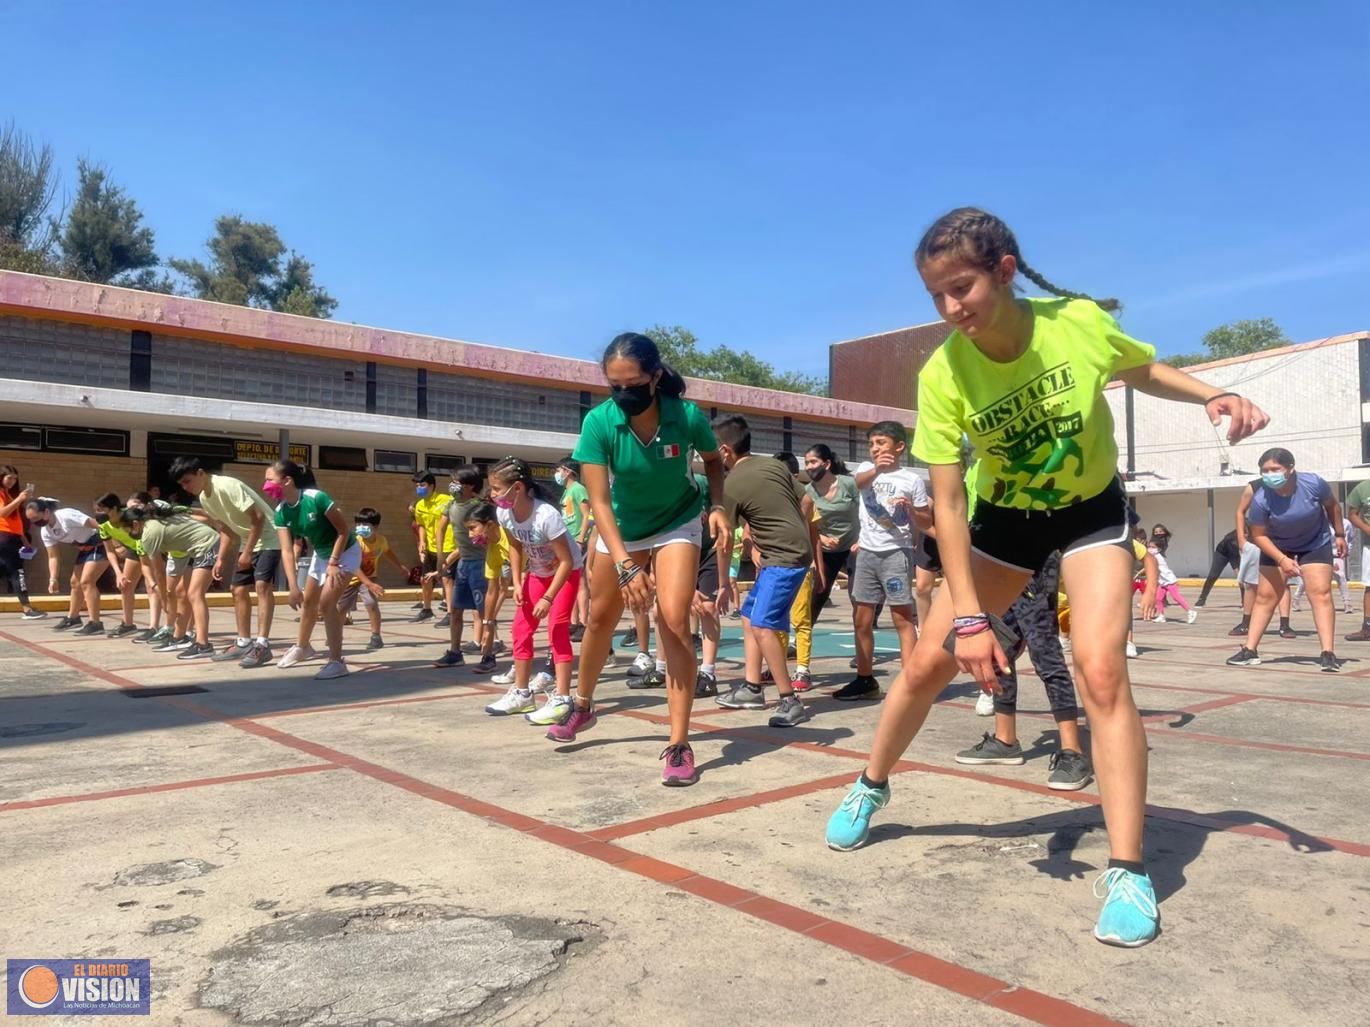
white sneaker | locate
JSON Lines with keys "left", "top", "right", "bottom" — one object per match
{"left": 525, "top": 693, "right": 572, "bottom": 726}
{"left": 628, "top": 651, "right": 654, "bottom": 677}
{"left": 1186, "top": 609, "right": 1199, "bottom": 625}
{"left": 485, "top": 686, "right": 536, "bottom": 716}
{"left": 975, "top": 691, "right": 995, "bottom": 716}
{"left": 530, "top": 671, "right": 555, "bottom": 691}
{"left": 277, "top": 644, "right": 318, "bottom": 668}
{"left": 314, "top": 659, "right": 349, "bottom": 680}
{"left": 491, "top": 667, "right": 517, "bottom": 685}
{"left": 1059, "top": 634, "right": 1072, "bottom": 654}
{"left": 1153, "top": 613, "right": 1167, "bottom": 624}
{"left": 1126, "top": 640, "right": 1138, "bottom": 659}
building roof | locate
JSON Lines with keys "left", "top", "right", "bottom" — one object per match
{"left": 0, "top": 270, "right": 913, "bottom": 427}
{"left": 1104, "top": 330, "right": 1369, "bottom": 389}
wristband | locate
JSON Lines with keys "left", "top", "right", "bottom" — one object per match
{"left": 955, "top": 621, "right": 991, "bottom": 639}
{"left": 952, "top": 614, "right": 989, "bottom": 629}
{"left": 1204, "top": 391, "right": 1240, "bottom": 405}
{"left": 709, "top": 504, "right": 727, "bottom": 514}
{"left": 617, "top": 564, "right": 642, "bottom": 588}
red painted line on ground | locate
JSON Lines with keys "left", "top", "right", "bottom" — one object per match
{"left": 0, "top": 630, "right": 144, "bottom": 691}
{"left": 0, "top": 763, "right": 339, "bottom": 813}
{"left": 1123, "top": 678, "right": 1370, "bottom": 712}
{"left": 1141, "top": 694, "right": 1254, "bottom": 721}
{"left": 252, "top": 686, "right": 505, "bottom": 719}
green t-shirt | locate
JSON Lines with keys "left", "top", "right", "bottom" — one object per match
{"left": 1346, "top": 479, "right": 1370, "bottom": 526}
{"left": 139, "top": 516, "right": 219, "bottom": 558}
{"left": 805, "top": 474, "right": 859, "bottom": 551}
{"left": 98, "top": 519, "right": 144, "bottom": 557}
{"left": 914, "top": 298, "right": 1154, "bottom": 511}
{"left": 573, "top": 394, "right": 719, "bottom": 542}
{"left": 560, "top": 481, "right": 590, "bottom": 541}
{"left": 273, "top": 489, "right": 357, "bottom": 553}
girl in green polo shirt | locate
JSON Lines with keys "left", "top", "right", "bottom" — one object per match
{"left": 93, "top": 492, "right": 160, "bottom": 640}
{"left": 823, "top": 207, "right": 1270, "bottom": 948}
{"left": 548, "top": 332, "right": 730, "bottom": 789}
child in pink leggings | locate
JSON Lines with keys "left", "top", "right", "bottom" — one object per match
{"left": 1150, "top": 542, "right": 1196, "bottom": 624}
{"left": 483, "top": 458, "right": 584, "bottom": 721}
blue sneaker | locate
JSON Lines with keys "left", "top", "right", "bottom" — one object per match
{"left": 825, "top": 780, "right": 890, "bottom": 851}
{"left": 1093, "top": 867, "right": 1160, "bottom": 947}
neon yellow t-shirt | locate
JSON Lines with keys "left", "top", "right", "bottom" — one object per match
{"left": 914, "top": 298, "right": 1154, "bottom": 511}
{"left": 483, "top": 526, "right": 510, "bottom": 581}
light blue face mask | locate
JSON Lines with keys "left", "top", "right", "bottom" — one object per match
{"left": 554, "top": 470, "right": 566, "bottom": 486}
{"left": 1261, "top": 471, "right": 1288, "bottom": 489}
{"left": 354, "top": 524, "right": 374, "bottom": 539}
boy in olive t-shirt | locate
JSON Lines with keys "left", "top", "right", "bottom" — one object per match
{"left": 711, "top": 415, "right": 821, "bottom": 729}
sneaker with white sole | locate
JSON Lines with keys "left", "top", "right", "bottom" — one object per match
{"left": 628, "top": 651, "right": 654, "bottom": 677}
{"left": 1093, "top": 867, "right": 1159, "bottom": 947}
{"left": 1153, "top": 613, "right": 1167, "bottom": 624}
{"left": 525, "top": 693, "right": 572, "bottom": 726}
{"left": 314, "top": 659, "right": 349, "bottom": 680}
{"left": 277, "top": 644, "right": 318, "bottom": 668}
{"left": 21, "top": 608, "right": 48, "bottom": 620}
{"left": 491, "top": 667, "right": 518, "bottom": 685}
{"left": 530, "top": 671, "right": 555, "bottom": 691}
{"left": 485, "top": 686, "right": 536, "bottom": 716}
{"left": 1186, "top": 609, "right": 1198, "bottom": 625}
{"left": 975, "top": 690, "right": 995, "bottom": 716}
{"left": 1125, "top": 640, "right": 1138, "bottom": 659}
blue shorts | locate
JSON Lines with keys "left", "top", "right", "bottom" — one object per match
{"left": 451, "top": 558, "right": 487, "bottom": 610}
{"left": 741, "top": 565, "right": 810, "bottom": 632}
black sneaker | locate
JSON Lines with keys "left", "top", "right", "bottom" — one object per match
{"left": 474, "top": 653, "right": 497, "bottom": 673}
{"left": 955, "top": 732, "right": 1025, "bottom": 766}
{"left": 438, "top": 600, "right": 448, "bottom": 612}
{"left": 1228, "top": 623, "right": 1250, "bottom": 637}
{"left": 621, "top": 627, "right": 638, "bottom": 648}
{"left": 569, "top": 624, "right": 586, "bottom": 643}
{"left": 367, "top": 634, "right": 384, "bottom": 650}
{"left": 493, "top": 639, "right": 506, "bottom": 654}
{"left": 768, "top": 693, "right": 809, "bottom": 728}
{"left": 1193, "top": 599, "right": 1206, "bottom": 609}
{"left": 1320, "top": 650, "right": 1340, "bottom": 673}
{"left": 695, "top": 669, "right": 718, "bottom": 698}
{"left": 21, "top": 608, "right": 48, "bottom": 620}
{"left": 75, "top": 620, "right": 105, "bottom": 636}
{"left": 52, "top": 616, "right": 81, "bottom": 631}
{"left": 848, "top": 656, "right": 859, "bottom": 669}
{"left": 108, "top": 622, "right": 139, "bottom": 639}
{"left": 412, "top": 609, "right": 435, "bottom": 623}
{"left": 1226, "top": 646, "right": 1261, "bottom": 666}
{"left": 1279, "top": 624, "right": 1297, "bottom": 640}
{"left": 716, "top": 682, "right": 766, "bottom": 710}
{"left": 1047, "top": 749, "right": 1093, "bottom": 790}
{"left": 435, "top": 614, "right": 451, "bottom": 628}
{"left": 176, "top": 641, "right": 215, "bottom": 660}
{"left": 692, "top": 632, "right": 702, "bottom": 650}
{"left": 832, "top": 676, "right": 880, "bottom": 701}
{"left": 628, "top": 668, "right": 666, "bottom": 690}
{"left": 787, "top": 644, "right": 797, "bottom": 660}
{"left": 410, "top": 601, "right": 424, "bottom": 610}
{"left": 433, "top": 649, "right": 464, "bottom": 668}
{"left": 461, "top": 640, "right": 481, "bottom": 654}
{"left": 130, "top": 627, "right": 158, "bottom": 643}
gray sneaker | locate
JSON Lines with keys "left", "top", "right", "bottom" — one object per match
{"left": 108, "top": 622, "right": 140, "bottom": 639}
{"left": 213, "top": 642, "right": 253, "bottom": 662}
{"left": 460, "top": 640, "right": 481, "bottom": 654}
{"left": 768, "top": 693, "right": 809, "bottom": 728}
{"left": 75, "top": 620, "right": 106, "bottom": 636}
{"left": 1047, "top": 749, "right": 1092, "bottom": 791}
{"left": 239, "top": 642, "right": 274, "bottom": 668}
{"left": 955, "top": 732, "right": 1025, "bottom": 766}
{"left": 176, "top": 641, "right": 216, "bottom": 660}
{"left": 716, "top": 682, "right": 766, "bottom": 710}
{"left": 367, "top": 634, "right": 384, "bottom": 650}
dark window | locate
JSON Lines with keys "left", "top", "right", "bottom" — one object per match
{"left": 374, "top": 449, "right": 417, "bottom": 474}
{"left": 319, "top": 445, "right": 369, "bottom": 472}
{"left": 0, "top": 424, "right": 42, "bottom": 450}
{"left": 44, "top": 427, "right": 129, "bottom": 456}
{"left": 424, "top": 453, "right": 467, "bottom": 476}
{"left": 148, "top": 433, "right": 236, "bottom": 460}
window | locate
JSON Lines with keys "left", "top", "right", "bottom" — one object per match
{"left": 424, "top": 453, "right": 467, "bottom": 476}
{"left": 319, "top": 446, "right": 369, "bottom": 472}
{"left": 0, "top": 424, "right": 41, "bottom": 451}
{"left": 374, "top": 449, "right": 417, "bottom": 474}
{"left": 43, "top": 427, "right": 129, "bottom": 456}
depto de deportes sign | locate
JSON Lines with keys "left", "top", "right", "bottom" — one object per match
{"left": 7, "top": 959, "right": 151, "bottom": 1016}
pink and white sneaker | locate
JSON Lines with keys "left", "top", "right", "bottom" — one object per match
{"left": 659, "top": 743, "right": 698, "bottom": 787}
{"left": 546, "top": 705, "right": 597, "bottom": 742}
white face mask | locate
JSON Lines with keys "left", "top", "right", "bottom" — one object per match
{"left": 554, "top": 470, "right": 567, "bottom": 486}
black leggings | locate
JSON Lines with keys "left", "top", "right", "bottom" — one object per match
{"left": 810, "top": 548, "right": 852, "bottom": 621}
{"left": 997, "top": 581, "right": 1078, "bottom": 719}
{"left": 1197, "top": 549, "right": 1240, "bottom": 605}
{"left": 0, "top": 532, "right": 31, "bottom": 606}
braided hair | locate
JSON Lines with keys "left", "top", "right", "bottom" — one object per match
{"left": 915, "top": 207, "right": 1120, "bottom": 313}
{"left": 488, "top": 456, "right": 544, "bottom": 502}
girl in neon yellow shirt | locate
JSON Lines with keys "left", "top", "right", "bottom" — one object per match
{"left": 825, "top": 207, "right": 1269, "bottom": 948}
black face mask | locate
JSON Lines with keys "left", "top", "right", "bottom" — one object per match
{"left": 611, "top": 382, "right": 656, "bottom": 417}
{"left": 809, "top": 465, "right": 830, "bottom": 482}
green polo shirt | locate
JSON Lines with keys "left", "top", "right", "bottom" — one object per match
{"left": 573, "top": 394, "right": 718, "bottom": 542}
{"left": 273, "top": 488, "right": 357, "bottom": 553}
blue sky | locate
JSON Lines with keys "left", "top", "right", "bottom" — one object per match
{"left": 8, "top": 1, "right": 1368, "bottom": 376}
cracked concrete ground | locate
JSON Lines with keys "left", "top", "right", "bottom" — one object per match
{"left": 0, "top": 589, "right": 1366, "bottom": 1025}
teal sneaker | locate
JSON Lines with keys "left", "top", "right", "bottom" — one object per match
{"left": 1093, "top": 867, "right": 1160, "bottom": 947}
{"left": 825, "top": 780, "right": 890, "bottom": 852}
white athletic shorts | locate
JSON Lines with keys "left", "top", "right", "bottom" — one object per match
{"left": 306, "top": 543, "right": 362, "bottom": 586}
{"left": 594, "top": 518, "right": 703, "bottom": 556}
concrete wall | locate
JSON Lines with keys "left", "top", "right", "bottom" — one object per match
{"left": 1130, "top": 489, "right": 1243, "bottom": 578}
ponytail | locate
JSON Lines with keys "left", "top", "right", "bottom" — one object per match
{"left": 602, "top": 332, "right": 687, "bottom": 398}
{"left": 805, "top": 443, "right": 849, "bottom": 477}
{"left": 272, "top": 459, "right": 317, "bottom": 490}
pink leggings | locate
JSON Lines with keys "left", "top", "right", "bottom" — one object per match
{"left": 512, "top": 570, "right": 581, "bottom": 663}
{"left": 1157, "top": 583, "right": 1190, "bottom": 612}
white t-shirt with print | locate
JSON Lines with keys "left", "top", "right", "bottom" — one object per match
{"left": 855, "top": 463, "right": 929, "bottom": 553}
{"left": 1151, "top": 548, "right": 1178, "bottom": 587}
{"left": 497, "top": 499, "right": 584, "bottom": 578}
{"left": 41, "top": 508, "right": 97, "bottom": 547}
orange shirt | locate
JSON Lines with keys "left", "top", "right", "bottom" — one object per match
{"left": 0, "top": 489, "right": 24, "bottom": 536}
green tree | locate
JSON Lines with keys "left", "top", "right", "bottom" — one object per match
{"left": 170, "top": 215, "right": 337, "bottom": 317}
{"left": 1164, "top": 317, "right": 1290, "bottom": 368}
{"left": 645, "top": 324, "right": 826, "bottom": 396}
{"left": 0, "top": 121, "right": 61, "bottom": 274}
{"left": 60, "top": 159, "right": 167, "bottom": 288}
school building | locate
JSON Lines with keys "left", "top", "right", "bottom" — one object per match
{"left": 0, "top": 270, "right": 914, "bottom": 593}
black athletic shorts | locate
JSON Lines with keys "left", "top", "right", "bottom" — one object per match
{"left": 970, "top": 477, "right": 1132, "bottom": 575}
{"left": 913, "top": 536, "right": 941, "bottom": 573}
{"left": 232, "top": 548, "right": 282, "bottom": 588}
{"left": 696, "top": 545, "right": 721, "bottom": 598}
{"left": 1259, "top": 540, "right": 1334, "bottom": 568}
{"left": 422, "top": 551, "right": 438, "bottom": 574}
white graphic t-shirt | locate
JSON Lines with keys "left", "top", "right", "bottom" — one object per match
{"left": 497, "top": 499, "right": 584, "bottom": 578}
{"left": 855, "top": 463, "right": 929, "bottom": 553}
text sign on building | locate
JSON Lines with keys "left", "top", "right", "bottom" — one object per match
{"left": 234, "top": 440, "right": 311, "bottom": 465}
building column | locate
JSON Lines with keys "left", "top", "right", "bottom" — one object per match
{"left": 1206, "top": 488, "right": 1215, "bottom": 560}
{"left": 278, "top": 429, "right": 290, "bottom": 463}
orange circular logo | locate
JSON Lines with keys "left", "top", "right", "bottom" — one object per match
{"left": 19, "top": 965, "right": 59, "bottom": 1008}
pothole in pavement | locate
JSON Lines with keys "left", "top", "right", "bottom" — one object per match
{"left": 198, "top": 903, "right": 597, "bottom": 1026}
{"left": 113, "top": 858, "right": 220, "bottom": 887}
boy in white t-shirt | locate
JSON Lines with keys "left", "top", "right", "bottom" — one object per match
{"left": 834, "top": 421, "right": 932, "bottom": 702}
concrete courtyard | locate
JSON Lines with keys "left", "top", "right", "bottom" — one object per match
{"left": 1, "top": 587, "right": 1366, "bottom": 1025}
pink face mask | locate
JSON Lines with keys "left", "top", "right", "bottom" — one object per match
{"left": 493, "top": 495, "right": 516, "bottom": 510}
{"left": 261, "top": 480, "right": 285, "bottom": 502}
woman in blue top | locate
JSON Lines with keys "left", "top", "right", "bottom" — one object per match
{"left": 1227, "top": 447, "right": 1345, "bottom": 673}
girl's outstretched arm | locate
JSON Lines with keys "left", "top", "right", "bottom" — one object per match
{"left": 1117, "top": 362, "right": 1269, "bottom": 443}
